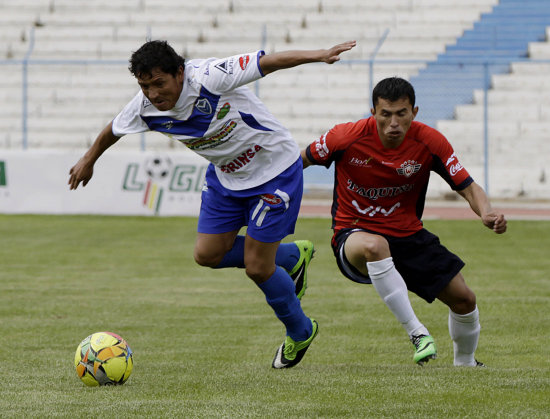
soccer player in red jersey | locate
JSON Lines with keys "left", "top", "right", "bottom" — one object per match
{"left": 302, "top": 77, "right": 507, "bottom": 366}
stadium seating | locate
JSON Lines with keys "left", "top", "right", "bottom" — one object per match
{"left": 411, "top": 0, "right": 550, "bottom": 128}
{"left": 435, "top": 57, "right": 550, "bottom": 197}
{"left": 1, "top": 0, "right": 549, "bottom": 198}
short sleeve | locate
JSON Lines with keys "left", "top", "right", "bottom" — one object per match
{"left": 424, "top": 125, "right": 473, "bottom": 190}
{"left": 200, "top": 51, "right": 265, "bottom": 94}
{"left": 112, "top": 91, "right": 149, "bottom": 136}
{"left": 306, "top": 122, "right": 355, "bottom": 168}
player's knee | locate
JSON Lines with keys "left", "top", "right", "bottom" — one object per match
{"left": 451, "top": 289, "right": 477, "bottom": 314}
{"left": 361, "top": 234, "right": 390, "bottom": 260}
{"left": 193, "top": 248, "right": 223, "bottom": 268}
{"left": 244, "top": 261, "right": 274, "bottom": 284}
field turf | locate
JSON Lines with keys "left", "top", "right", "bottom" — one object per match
{"left": 0, "top": 215, "right": 549, "bottom": 418}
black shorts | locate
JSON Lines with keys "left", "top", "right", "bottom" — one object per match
{"left": 331, "top": 228, "right": 465, "bottom": 303}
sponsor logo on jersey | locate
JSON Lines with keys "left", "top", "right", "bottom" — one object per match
{"left": 446, "top": 153, "right": 464, "bottom": 176}
{"left": 143, "top": 98, "right": 153, "bottom": 109}
{"left": 239, "top": 55, "right": 250, "bottom": 70}
{"left": 397, "top": 160, "right": 421, "bottom": 177}
{"left": 259, "top": 194, "right": 282, "bottom": 205}
{"left": 217, "top": 102, "right": 231, "bottom": 120}
{"left": 352, "top": 200, "right": 401, "bottom": 217}
{"left": 314, "top": 133, "right": 330, "bottom": 158}
{"left": 220, "top": 144, "right": 263, "bottom": 173}
{"left": 347, "top": 179, "right": 413, "bottom": 200}
{"left": 162, "top": 121, "right": 174, "bottom": 130}
{"left": 184, "top": 120, "right": 237, "bottom": 150}
{"left": 195, "top": 97, "right": 213, "bottom": 114}
{"left": 187, "top": 76, "right": 199, "bottom": 88}
{"left": 349, "top": 156, "right": 373, "bottom": 167}
{"left": 446, "top": 153, "right": 457, "bottom": 166}
{"left": 215, "top": 59, "right": 234, "bottom": 74}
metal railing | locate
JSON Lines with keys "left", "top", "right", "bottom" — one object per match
{"left": 2, "top": 28, "right": 550, "bottom": 198}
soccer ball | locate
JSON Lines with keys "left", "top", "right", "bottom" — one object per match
{"left": 74, "top": 331, "right": 133, "bottom": 386}
{"left": 144, "top": 156, "right": 172, "bottom": 180}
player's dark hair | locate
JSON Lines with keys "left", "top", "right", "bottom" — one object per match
{"left": 372, "top": 77, "right": 416, "bottom": 109}
{"left": 129, "top": 40, "right": 185, "bottom": 78}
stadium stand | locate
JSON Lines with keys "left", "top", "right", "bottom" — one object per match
{"left": 436, "top": 35, "right": 550, "bottom": 198}
{"left": 410, "top": 0, "right": 550, "bottom": 126}
{"left": 1, "top": 0, "right": 498, "bottom": 149}
{"left": 0, "top": 0, "right": 549, "bottom": 198}
{"left": 424, "top": 1, "right": 550, "bottom": 198}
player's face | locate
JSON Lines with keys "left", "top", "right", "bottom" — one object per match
{"left": 371, "top": 97, "right": 418, "bottom": 149}
{"left": 136, "top": 67, "right": 184, "bottom": 111}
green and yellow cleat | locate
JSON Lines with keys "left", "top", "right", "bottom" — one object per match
{"left": 288, "top": 240, "right": 315, "bottom": 300}
{"left": 272, "top": 319, "right": 318, "bottom": 369}
{"left": 411, "top": 334, "right": 437, "bottom": 365}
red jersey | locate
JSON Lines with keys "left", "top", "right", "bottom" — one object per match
{"left": 305, "top": 117, "right": 473, "bottom": 237}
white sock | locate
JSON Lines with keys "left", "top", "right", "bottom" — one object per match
{"left": 367, "top": 257, "right": 428, "bottom": 338}
{"left": 448, "top": 306, "right": 480, "bottom": 366}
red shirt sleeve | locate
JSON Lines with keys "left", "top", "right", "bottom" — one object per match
{"left": 306, "top": 120, "right": 368, "bottom": 167}
{"left": 415, "top": 123, "right": 473, "bottom": 191}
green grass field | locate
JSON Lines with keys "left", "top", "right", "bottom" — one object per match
{"left": 1, "top": 215, "right": 549, "bottom": 418}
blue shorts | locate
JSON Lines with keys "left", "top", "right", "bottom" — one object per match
{"left": 197, "top": 158, "right": 303, "bottom": 243}
{"left": 331, "top": 228, "right": 465, "bottom": 303}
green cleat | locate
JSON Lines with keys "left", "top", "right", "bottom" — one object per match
{"left": 272, "top": 319, "right": 318, "bottom": 369}
{"left": 411, "top": 334, "right": 437, "bottom": 365}
{"left": 288, "top": 240, "right": 315, "bottom": 300}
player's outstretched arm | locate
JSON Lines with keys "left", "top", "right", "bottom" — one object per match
{"left": 68, "top": 121, "right": 121, "bottom": 190}
{"left": 300, "top": 148, "right": 313, "bottom": 169}
{"left": 458, "top": 182, "right": 507, "bottom": 234}
{"left": 259, "top": 40, "right": 356, "bottom": 75}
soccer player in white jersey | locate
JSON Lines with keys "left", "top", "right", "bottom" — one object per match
{"left": 68, "top": 39, "right": 356, "bottom": 368}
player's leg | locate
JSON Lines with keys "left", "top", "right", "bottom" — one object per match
{"left": 195, "top": 162, "right": 312, "bottom": 299}
{"left": 194, "top": 230, "right": 241, "bottom": 268}
{"left": 342, "top": 230, "right": 435, "bottom": 364}
{"left": 245, "top": 237, "right": 316, "bottom": 368}
{"left": 278, "top": 239, "right": 314, "bottom": 299}
{"left": 244, "top": 160, "right": 317, "bottom": 368}
{"left": 206, "top": 232, "right": 313, "bottom": 298}
{"left": 437, "top": 273, "right": 482, "bottom": 367}
{"left": 344, "top": 231, "right": 430, "bottom": 337}
{"left": 195, "top": 164, "right": 247, "bottom": 268}
{"left": 244, "top": 235, "right": 312, "bottom": 339}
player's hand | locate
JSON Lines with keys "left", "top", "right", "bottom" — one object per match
{"left": 322, "top": 40, "right": 356, "bottom": 64}
{"left": 68, "top": 158, "right": 94, "bottom": 190}
{"left": 482, "top": 212, "right": 507, "bottom": 234}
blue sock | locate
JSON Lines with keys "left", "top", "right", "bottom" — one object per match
{"left": 215, "top": 237, "right": 299, "bottom": 271}
{"left": 275, "top": 242, "right": 300, "bottom": 272}
{"left": 214, "top": 235, "right": 245, "bottom": 268}
{"left": 257, "top": 266, "right": 312, "bottom": 341}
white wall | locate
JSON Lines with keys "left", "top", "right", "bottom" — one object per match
{"left": 0, "top": 150, "right": 208, "bottom": 215}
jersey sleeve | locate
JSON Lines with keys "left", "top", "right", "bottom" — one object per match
{"left": 425, "top": 126, "right": 473, "bottom": 191}
{"left": 305, "top": 122, "right": 354, "bottom": 168}
{"left": 199, "top": 51, "right": 265, "bottom": 94}
{"left": 112, "top": 91, "right": 149, "bottom": 136}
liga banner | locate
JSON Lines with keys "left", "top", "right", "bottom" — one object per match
{"left": 0, "top": 150, "right": 209, "bottom": 216}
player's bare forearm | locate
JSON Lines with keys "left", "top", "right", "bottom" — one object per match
{"left": 458, "top": 182, "right": 507, "bottom": 234}
{"left": 259, "top": 40, "right": 356, "bottom": 75}
{"left": 301, "top": 149, "right": 312, "bottom": 169}
{"left": 68, "top": 121, "right": 120, "bottom": 190}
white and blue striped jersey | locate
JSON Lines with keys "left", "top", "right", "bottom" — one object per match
{"left": 112, "top": 50, "right": 300, "bottom": 191}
